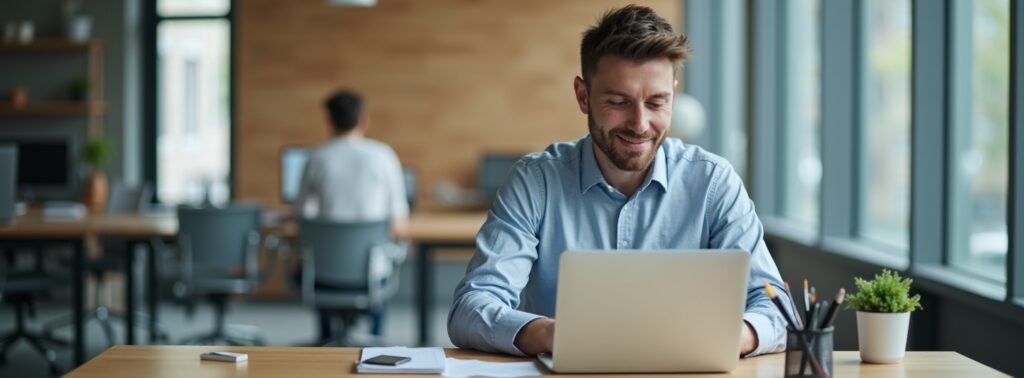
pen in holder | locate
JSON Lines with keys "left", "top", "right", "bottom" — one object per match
{"left": 784, "top": 326, "right": 834, "bottom": 378}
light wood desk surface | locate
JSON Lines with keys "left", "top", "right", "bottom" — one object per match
{"left": 271, "top": 210, "right": 485, "bottom": 242}
{"left": 0, "top": 209, "right": 485, "bottom": 241}
{"left": 67, "top": 346, "right": 1008, "bottom": 377}
{"left": 406, "top": 211, "right": 485, "bottom": 242}
{"left": 0, "top": 211, "right": 177, "bottom": 238}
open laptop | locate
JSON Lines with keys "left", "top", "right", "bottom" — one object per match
{"left": 538, "top": 250, "right": 750, "bottom": 373}
{"left": 280, "top": 146, "right": 311, "bottom": 204}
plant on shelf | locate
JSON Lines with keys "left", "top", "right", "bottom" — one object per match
{"left": 69, "top": 78, "right": 89, "bottom": 101}
{"left": 846, "top": 269, "right": 922, "bottom": 364}
{"left": 81, "top": 136, "right": 113, "bottom": 212}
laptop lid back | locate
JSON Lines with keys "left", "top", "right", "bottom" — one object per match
{"left": 551, "top": 250, "right": 750, "bottom": 373}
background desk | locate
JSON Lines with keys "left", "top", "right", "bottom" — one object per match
{"left": 0, "top": 211, "right": 176, "bottom": 366}
{"left": 0, "top": 209, "right": 483, "bottom": 366}
{"left": 67, "top": 346, "right": 1009, "bottom": 377}
{"left": 405, "top": 211, "right": 484, "bottom": 345}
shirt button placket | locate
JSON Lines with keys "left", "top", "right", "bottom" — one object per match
{"left": 618, "top": 201, "right": 632, "bottom": 249}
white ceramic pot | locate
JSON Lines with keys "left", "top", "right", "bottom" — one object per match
{"left": 856, "top": 311, "right": 911, "bottom": 363}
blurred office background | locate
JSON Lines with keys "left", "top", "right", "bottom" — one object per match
{"left": 0, "top": 0, "right": 1021, "bottom": 376}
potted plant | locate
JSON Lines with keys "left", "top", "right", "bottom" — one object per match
{"left": 81, "top": 136, "right": 112, "bottom": 212}
{"left": 845, "top": 269, "right": 922, "bottom": 364}
{"left": 69, "top": 78, "right": 88, "bottom": 101}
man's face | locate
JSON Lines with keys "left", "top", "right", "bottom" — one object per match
{"left": 575, "top": 55, "right": 675, "bottom": 172}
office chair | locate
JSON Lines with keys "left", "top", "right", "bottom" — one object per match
{"left": 43, "top": 183, "right": 169, "bottom": 346}
{"left": 176, "top": 204, "right": 266, "bottom": 346}
{"left": 297, "top": 219, "right": 405, "bottom": 346}
{"left": 0, "top": 255, "right": 63, "bottom": 375}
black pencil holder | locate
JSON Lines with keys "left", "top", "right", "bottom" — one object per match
{"left": 784, "top": 326, "right": 834, "bottom": 378}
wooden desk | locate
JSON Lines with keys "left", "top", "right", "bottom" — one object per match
{"left": 406, "top": 211, "right": 485, "bottom": 345}
{"left": 0, "top": 211, "right": 176, "bottom": 366}
{"left": 0, "top": 209, "right": 483, "bottom": 364}
{"left": 0, "top": 211, "right": 176, "bottom": 239}
{"left": 67, "top": 346, "right": 1009, "bottom": 377}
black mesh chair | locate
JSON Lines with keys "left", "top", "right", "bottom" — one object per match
{"left": 297, "top": 219, "right": 405, "bottom": 346}
{"left": 0, "top": 255, "right": 64, "bottom": 375}
{"left": 176, "top": 204, "right": 266, "bottom": 346}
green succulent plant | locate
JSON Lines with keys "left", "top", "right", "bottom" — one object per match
{"left": 845, "top": 269, "right": 923, "bottom": 313}
{"left": 81, "top": 136, "right": 113, "bottom": 171}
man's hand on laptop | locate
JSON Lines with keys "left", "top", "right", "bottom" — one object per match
{"left": 740, "top": 320, "right": 758, "bottom": 356}
{"left": 514, "top": 318, "right": 555, "bottom": 355}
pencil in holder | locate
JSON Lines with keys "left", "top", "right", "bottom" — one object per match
{"left": 784, "top": 326, "right": 834, "bottom": 378}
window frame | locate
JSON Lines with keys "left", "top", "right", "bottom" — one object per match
{"left": 683, "top": 0, "right": 750, "bottom": 183}
{"left": 946, "top": 0, "right": 1012, "bottom": 284}
{"left": 856, "top": 0, "right": 913, "bottom": 252}
{"left": 143, "top": 0, "right": 237, "bottom": 204}
{"left": 751, "top": 0, "right": 1024, "bottom": 325}
{"left": 779, "top": 0, "right": 824, "bottom": 228}
{"left": 1009, "top": 0, "right": 1023, "bottom": 302}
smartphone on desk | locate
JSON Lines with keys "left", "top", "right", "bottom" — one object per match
{"left": 362, "top": 355, "right": 411, "bottom": 366}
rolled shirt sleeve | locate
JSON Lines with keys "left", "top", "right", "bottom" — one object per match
{"left": 447, "top": 161, "right": 545, "bottom": 355}
{"left": 706, "top": 161, "right": 792, "bottom": 357}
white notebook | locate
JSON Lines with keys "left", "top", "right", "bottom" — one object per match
{"left": 357, "top": 347, "right": 446, "bottom": 374}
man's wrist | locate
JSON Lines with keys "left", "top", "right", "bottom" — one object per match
{"left": 740, "top": 320, "right": 759, "bottom": 356}
{"left": 514, "top": 317, "right": 554, "bottom": 356}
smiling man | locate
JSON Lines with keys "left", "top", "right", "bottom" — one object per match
{"left": 447, "top": 5, "right": 790, "bottom": 358}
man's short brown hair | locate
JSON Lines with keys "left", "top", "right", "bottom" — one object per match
{"left": 580, "top": 4, "right": 690, "bottom": 85}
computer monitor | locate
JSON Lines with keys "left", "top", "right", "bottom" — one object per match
{"left": 402, "top": 167, "right": 418, "bottom": 210}
{"left": 280, "top": 147, "right": 310, "bottom": 203}
{"left": 0, "top": 137, "right": 77, "bottom": 201}
{"left": 478, "top": 153, "right": 523, "bottom": 200}
{"left": 0, "top": 144, "right": 16, "bottom": 222}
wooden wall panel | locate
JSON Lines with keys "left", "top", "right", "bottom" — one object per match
{"left": 237, "top": 0, "right": 681, "bottom": 207}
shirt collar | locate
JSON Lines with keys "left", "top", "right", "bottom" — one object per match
{"left": 580, "top": 136, "right": 606, "bottom": 193}
{"left": 579, "top": 135, "right": 669, "bottom": 194}
{"left": 647, "top": 145, "right": 668, "bottom": 193}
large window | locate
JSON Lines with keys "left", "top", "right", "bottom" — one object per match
{"left": 748, "top": 0, "right": 1024, "bottom": 359}
{"left": 153, "top": 0, "right": 232, "bottom": 205}
{"left": 681, "top": 0, "right": 748, "bottom": 180}
{"left": 950, "top": 0, "right": 1010, "bottom": 282}
{"left": 781, "top": 0, "right": 822, "bottom": 225}
{"left": 860, "top": 0, "right": 911, "bottom": 249}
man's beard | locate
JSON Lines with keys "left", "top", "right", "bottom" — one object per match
{"left": 588, "top": 112, "right": 666, "bottom": 172}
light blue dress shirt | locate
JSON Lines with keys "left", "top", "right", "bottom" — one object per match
{"left": 447, "top": 135, "right": 792, "bottom": 357}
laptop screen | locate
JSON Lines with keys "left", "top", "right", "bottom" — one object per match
{"left": 280, "top": 147, "right": 310, "bottom": 203}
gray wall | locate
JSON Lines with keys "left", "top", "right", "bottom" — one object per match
{"left": 0, "top": 0, "right": 142, "bottom": 198}
{"left": 768, "top": 236, "right": 1022, "bottom": 377}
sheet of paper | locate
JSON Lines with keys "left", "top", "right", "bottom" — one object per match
{"left": 442, "top": 358, "right": 545, "bottom": 378}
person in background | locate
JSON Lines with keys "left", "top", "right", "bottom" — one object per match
{"left": 295, "top": 89, "right": 409, "bottom": 342}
